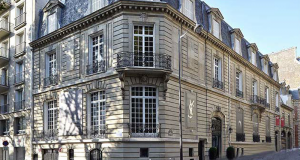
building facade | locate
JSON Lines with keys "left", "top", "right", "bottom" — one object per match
{"left": 269, "top": 47, "right": 300, "bottom": 148}
{"left": 0, "top": 0, "right": 47, "bottom": 160}
{"left": 29, "top": 0, "right": 285, "bottom": 160}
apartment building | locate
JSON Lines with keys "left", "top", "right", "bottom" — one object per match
{"left": 29, "top": 0, "right": 285, "bottom": 159}
{"left": 0, "top": 0, "right": 47, "bottom": 160}
{"left": 269, "top": 47, "right": 300, "bottom": 147}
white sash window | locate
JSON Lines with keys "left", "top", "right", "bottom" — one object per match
{"left": 44, "top": 100, "right": 58, "bottom": 132}
{"left": 184, "top": 0, "right": 194, "bottom": 20}
{"left": 213, "top": 19, "right": 220, "bottom": 38}
{"left": 90, "top": 91, "right": 106, "bottom": 135}
{"left": 235, "top": 38, "right": 241, "bottom": 55}
{"left": 214, "top": 58, "right": 222, "bottom": 81}
{"left": 252, "top": 81, "right": 257, "bottom": 96}
{"left": 47, "top": 13, "right": 57, "bottom": 33}
{"left": 46, "top": 52, "right": 57, "bottom": 77}
{"left": 92, "top": 0, "right": 106, "bottom": 12}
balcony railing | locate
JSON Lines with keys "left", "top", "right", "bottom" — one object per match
{"left": 236, "top": 89, "right": 243, "bottom": 98}
{"left": 253, "top": 134, "right": 260, "bottom": 142}
{"left": 0, "top": 19, "right": 10, "bottom": 32}
{"left": 266, "top": 136, "right": 271, "bottom": 143}
{"left": 250, "top": 95, "right": 270, "bottom": 109}
{"left": 86, "top": 60, "right": 106, "bottom": 75}
{"left": 16, "top": 130, "right": 26, "bottom": 135}
{"left": 128, "top": 123, "right": 160, "bottom": 138}
{"left": 86, "top": 126, "right": 107, "bottom": 139}
{"left": 0, "top": 75, "right": 8, "bottom": 86}
{"left": 33, "top": 129, "right": 59, "bottom": 141}
{"left": 15, "top": 12, "right": 26, "bottom": 28}
{"left": 44, "top": 75, "right": 58, "bottom": 86}
{"left": 14, "top": 71, "right": 25, "bottom": 84}
{"left": 213, "top": 78, "right": 224, "bottom": 89}
{"left": 14, "top": 100, "right": 25, "bottom": 111}
{"left": 15, "top": 42, "right": 26, "bottom": 56}
{"left": 117, "top": 52, "right": 172, "bottom": 70}
{"left": 236, "top": 133, "right": 245, "bottom": 142}
{"left": 0, "top": 47, "right": 9, "bottom": 59}
{"left": 0, "top": 104, "right": 9, "bottom": 114}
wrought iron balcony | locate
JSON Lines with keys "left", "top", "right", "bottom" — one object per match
{"left": 250, "top": 95, "right": 269, "bottom": 111}
{"left": 253, "top": 134, "right": 260, "bottom": 142}
{"left": 14, "top": 100, "right": 25, "bottom": 112}
{"left": 14, "top": 71, "right": 25, "bottom": 84}
{"left": 213, "top": 78, "right": 224, "bottom": 89}
{"left": 15, "top": 42, "right": 26, "bottom": 57}
{"left": 86, "top": 126, "right": 107, "bottom": 139}
{"left": 0, "top": 104, "right": 9, "bottom": 114}
{"left": 86, "top": 60, "right": 106, "bottom": 75}
{"left": 0, "top": 75, "right": 9, "bottom": 92}
{"left": 236, "top": 133, "right": 245, "bottom": 142}
{"left": 33, "top": 129, "right": 59, "bottom": 141}
{"left": 1, "top": 131, "right": 10, "bottom": 136}
{"left": 128, "top": 123, "right": 160, "bottom": 138}
{"left": 236, "top": 89, "right": 243, "bottom": 98}
{"left": 0, "top": 0, "right": 11, "bottom": 15}
{"left": 117, "top": 52, "right": 172, "bottom": 73}
{"left": 0, "top": 19, "right": 11, "bottom": 38}
{"left": 266, "top": 136, "right": 271, "bottom": 143}
{"left": 15, "top": 12, "right": 26, "bottom": 29}
{"left": 16, "top": 130, "right": 26, "bottom": 135}
{"left": 44, "top": 75, "right": 58, "bottom": 86}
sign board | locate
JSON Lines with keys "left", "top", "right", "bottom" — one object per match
{"left": 2, "top": 140, "right": 8, "bottom": 146}
{"left": 3, "top": 146, "right": 8, "bottom": 150}
{"left": 185, "top": 91, "right": 197, "bottom": 128}
{"left": 276, "top": 116, "right": 280, "bottom": 126}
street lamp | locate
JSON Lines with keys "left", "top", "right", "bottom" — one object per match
{"left": 178, "top": 23, "right": 203, "bottom": 160}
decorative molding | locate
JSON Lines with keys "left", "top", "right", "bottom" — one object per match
{"left": 42, "top": 91, "right": 58, "bottom": 101}
{"left": 85, "top": 80, "right": 106, "bottom": 93}
{"left": 207, "top": 8, "right": 224, "bottom": 20}
{"left": 230, "top": 28, "right": 244, "bottom": 38}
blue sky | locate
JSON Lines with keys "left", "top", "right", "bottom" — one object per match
{"left": 203, "top": 0, "right": 300, "bottom": 55}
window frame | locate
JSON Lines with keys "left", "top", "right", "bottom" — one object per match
{"left": 266, "top": 116, "right": 270, "bottom": 137}
{"left": 236, "top": 108, "right": 244, "bottom": 134}
{"left": 44, "top": 100, "right": 58, "bottom": 132}
{"left": 130, "top": 86, "right": 159, "bottom": 136}
{"left": 236, "top": 71, "right": 243, "bottom": 92}
{"left": 184, "top": 0, "right": 194, "bottom": 21}
{"left": 252, "top": 80, "right": 257, "bottom": 96}
{"left": 265, "top": 87, "right": 269, "bottom": 103}
{"left": 252, "top": 113, "right": 259, "bottom": 135}
{"left": 89, "top": 34, "right": 104, "bottom": 65}
{"left": 89, "top": 90, "right": 106, "bottom": 135}
{"left": 234, "top": 38, "right": 241, "bottom": 55}
{"left": 15, "top": 116, "right": 26, "bottom": 135}
{"left": 45, "top": 51, "right": 57, "bottom": 77}
{"left": 47, "top": 12, "right": 57, "bottom": 34}
{"left": 213, "top": 57, "right": 222, "bottom": 81}
{"left": 212, "top": 18, "right": 220, "bottom": 39}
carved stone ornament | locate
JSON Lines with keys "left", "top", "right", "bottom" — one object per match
{"left": 118, "top": 72, "right": 126, "bottom": 99}
{"left": 42, "top": 91, "right": 58, "bottom": 101}
{"left": 140, "top": 74, "right": 148, "bottom": 83}
{"left": 162, "top": 74, "right": 170, "bottom": 100}
{"left": 168, "top": 129, "right": 173, "bottom": 136}
{"left": 140, "top": 13, "right": 148, "bottom": 22}
{"left": 85, "top": 80, "right": 106, "bottom": 93}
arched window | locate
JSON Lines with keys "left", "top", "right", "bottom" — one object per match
{"left": 90, "top": 149, "right": 101, "bottom": 160}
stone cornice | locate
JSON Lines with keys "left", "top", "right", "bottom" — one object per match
{"left": 281, "top": 103, "right": 294, "bottom": 111}
{"left": 247, "top": 43, "right": 258, "bottom": 52}
{"left": 207, "top": 8, "right": 224, "bottom": 20}
{"left": 29, "top": 0, "right": 280, "bottom": 88}
{"left": 230, "top": 28, "right": 244, "bottom": 38}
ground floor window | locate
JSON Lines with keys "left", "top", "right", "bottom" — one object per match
{"left": 15, "top": 147, "right": 25, "bottom": 160}
{"left": 43, "top": 149, "right": 58, "bottom": 160}
{"left": 90, "top": 149, "right": 102, "bottom": 160}
{"left": 131, "top": 86, "right": 158, "bottom": 136}
{"left": 90, "top": 91, "right": 106, "bottom": 136}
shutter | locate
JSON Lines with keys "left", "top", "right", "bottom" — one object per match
{"left": 213, "top": 19, "right": 219, "bottom": 38}
{"left": 218, "top": 60, "right": 222, "bottom": 81}
{"left": 239, "top": 73, "right": 243, "bottom": 91}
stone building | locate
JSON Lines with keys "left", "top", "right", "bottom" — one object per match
{"left": 0, "top": 0, "right": 47, "bottom": 160}
{"left": 269, "top": 47, "right": 300, "bottom": 148}
{"left": 29, "top": 0, "right": 283, "bottom": 159}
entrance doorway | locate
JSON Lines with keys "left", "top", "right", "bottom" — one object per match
{"left": 288, "top": 132, "right": 292, "bottom": 149}
{"left": 212, "top": 117, "right": 222, "bottom": 158}
{"left": 43, "top": 149, "right": 58, "bottom": 160}
{"left": 281, "top": 131, "right": 286, "bottom": 150}
{"left": 198, "top": 140, "right": 205, "bottom": 160}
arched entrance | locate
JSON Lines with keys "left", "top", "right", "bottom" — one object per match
{"left": 287, "top": 132, "right": 292, "bottom": 149}
{"left": 212, "top": 117, "right": 222, "bottom": 158}
{"left": 281, "top": 131, "right": 286, "bottom": 150}
{"left": 275, "top": 131, "right": 278, "bottom": 151}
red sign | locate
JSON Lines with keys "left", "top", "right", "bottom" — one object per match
{"left": 281, "top": 117, "right": 285, "bottom": 127}
{"left": 276, "top": 116, "right": 280, "bottom": 126}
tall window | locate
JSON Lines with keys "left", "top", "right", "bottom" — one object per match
{"left": 212, "top": 19, "right": 220, "bottom": 38}
{"left": 273, "top": 71, "right": 278, "bottom": 81}
{"left": 69, "top": 149, "right": 74, "bottom": 160}
{"left": 266, "top": 117, "right": 270, "bottom": 137}
{"left": 15, "top": 61, "right": 24, "bottom": 83}
{"left": 252, "top": 113, "right": 259, "bottom": 135}
{"left": 234, "top": 38, "right": 240, "bottom": 54}
{"left": 87, "top": 35, "right": 105, "bottom": 74}
{"left": 1, "top": 119, "right": 9, "bottom": 135}
{"left": 131, "top": 86, "right": 158, "bottom": 136}
{"left": 16, "top": 4, "right": 25, "bottom": 26}
{"left": 91, "top": 0, "right": 106, "bottom": 12}
{"left": 46, "top": 100, "right": 58, "bottom": 132}
{"left": 264, "top": 62, "right": 268, "bottom": 74}
{"left": 15, "top": 89, "right": 24, "bottom": 111}
{"left": 90, "top": 91, "right": 106, "bottom": 135}
{"left": 288, "top": 114, "right": 290, "bottom": 127}
{"left": 47, "top": 53, "right": 57, "bottom": 76}
{"left": 15, "top": 116, "right": 26, "bottom": 134}
{"left": 275, "top": 93, "right": 279, "bottom": 107}
{"left": 214, "top": 58, "right": 221, "bottom": 81}
{"left": 252, "top": 80, "right": 257, "bottom": 96}
{"left": 184, "top": 0, "right": 194, "bottom": 20}
{"left": 47, "top": 13, "right": 57, "bottom": 33}
{"left": 236, "top": 71, "right": 243, "bottom": 97}
{"left": 265, "top": 87, "right": 269, "bottom": 104}
{"left": 236, "top": 108, "right": 244, "bottom": 134}
{"left": 133, "top": 25, "right": 154, "bottom": 67}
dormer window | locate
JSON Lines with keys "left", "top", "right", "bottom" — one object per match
{"left": 231, "top": 28, "right": 243, "bottom": 55}
{"left": 91, "top": 0, "right": 107, "bottom": 12}
{"left": 264, "top": 62, "right": 268, "bottom": 74}
{"left": 272, "top": 63, "right": 279, "bottom": 81}
{"left": 207, "top": 8, "right": 223, "bottom": 40}
{"left": 247, "top": 43, "right": 258, "bottom": 67}
{"left": 47, "top": 12, "right": 57, "bottom": 33}
{"left": 184, "top": 0, "right": 194, "bottom": 20}
{"left": 212, "top": 19, "right": 220, "bottom": 38}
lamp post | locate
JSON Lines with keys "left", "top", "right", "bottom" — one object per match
{"left": 178, "top": 23, "right": 202, "bottom": 160}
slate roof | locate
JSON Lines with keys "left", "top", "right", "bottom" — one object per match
{"left": 290, "top": 90, "right": 299, "bottom": 100}
{"left": 37, "top": 0, "right": 276, "bottom": 79}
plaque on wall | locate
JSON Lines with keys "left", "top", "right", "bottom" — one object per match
{"left": 185, "top": 91, "right": 197, "bottom": 128}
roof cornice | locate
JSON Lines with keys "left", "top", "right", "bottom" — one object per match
{"left": 30, "top": 0, "right": 280, "bottom": 88}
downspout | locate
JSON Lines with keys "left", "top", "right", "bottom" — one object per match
{"left": 228, "top": 53, "right": 231, "bottom": 147}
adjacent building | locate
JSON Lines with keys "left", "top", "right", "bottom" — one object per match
{"left": 269, "top": 47, "right": 300, "bottom": 148}
{"left": 27, "top": 0, "right": 288, "bottom": 159}
{"left": 0, "top": 0, "right": 47, "bottom": 160}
